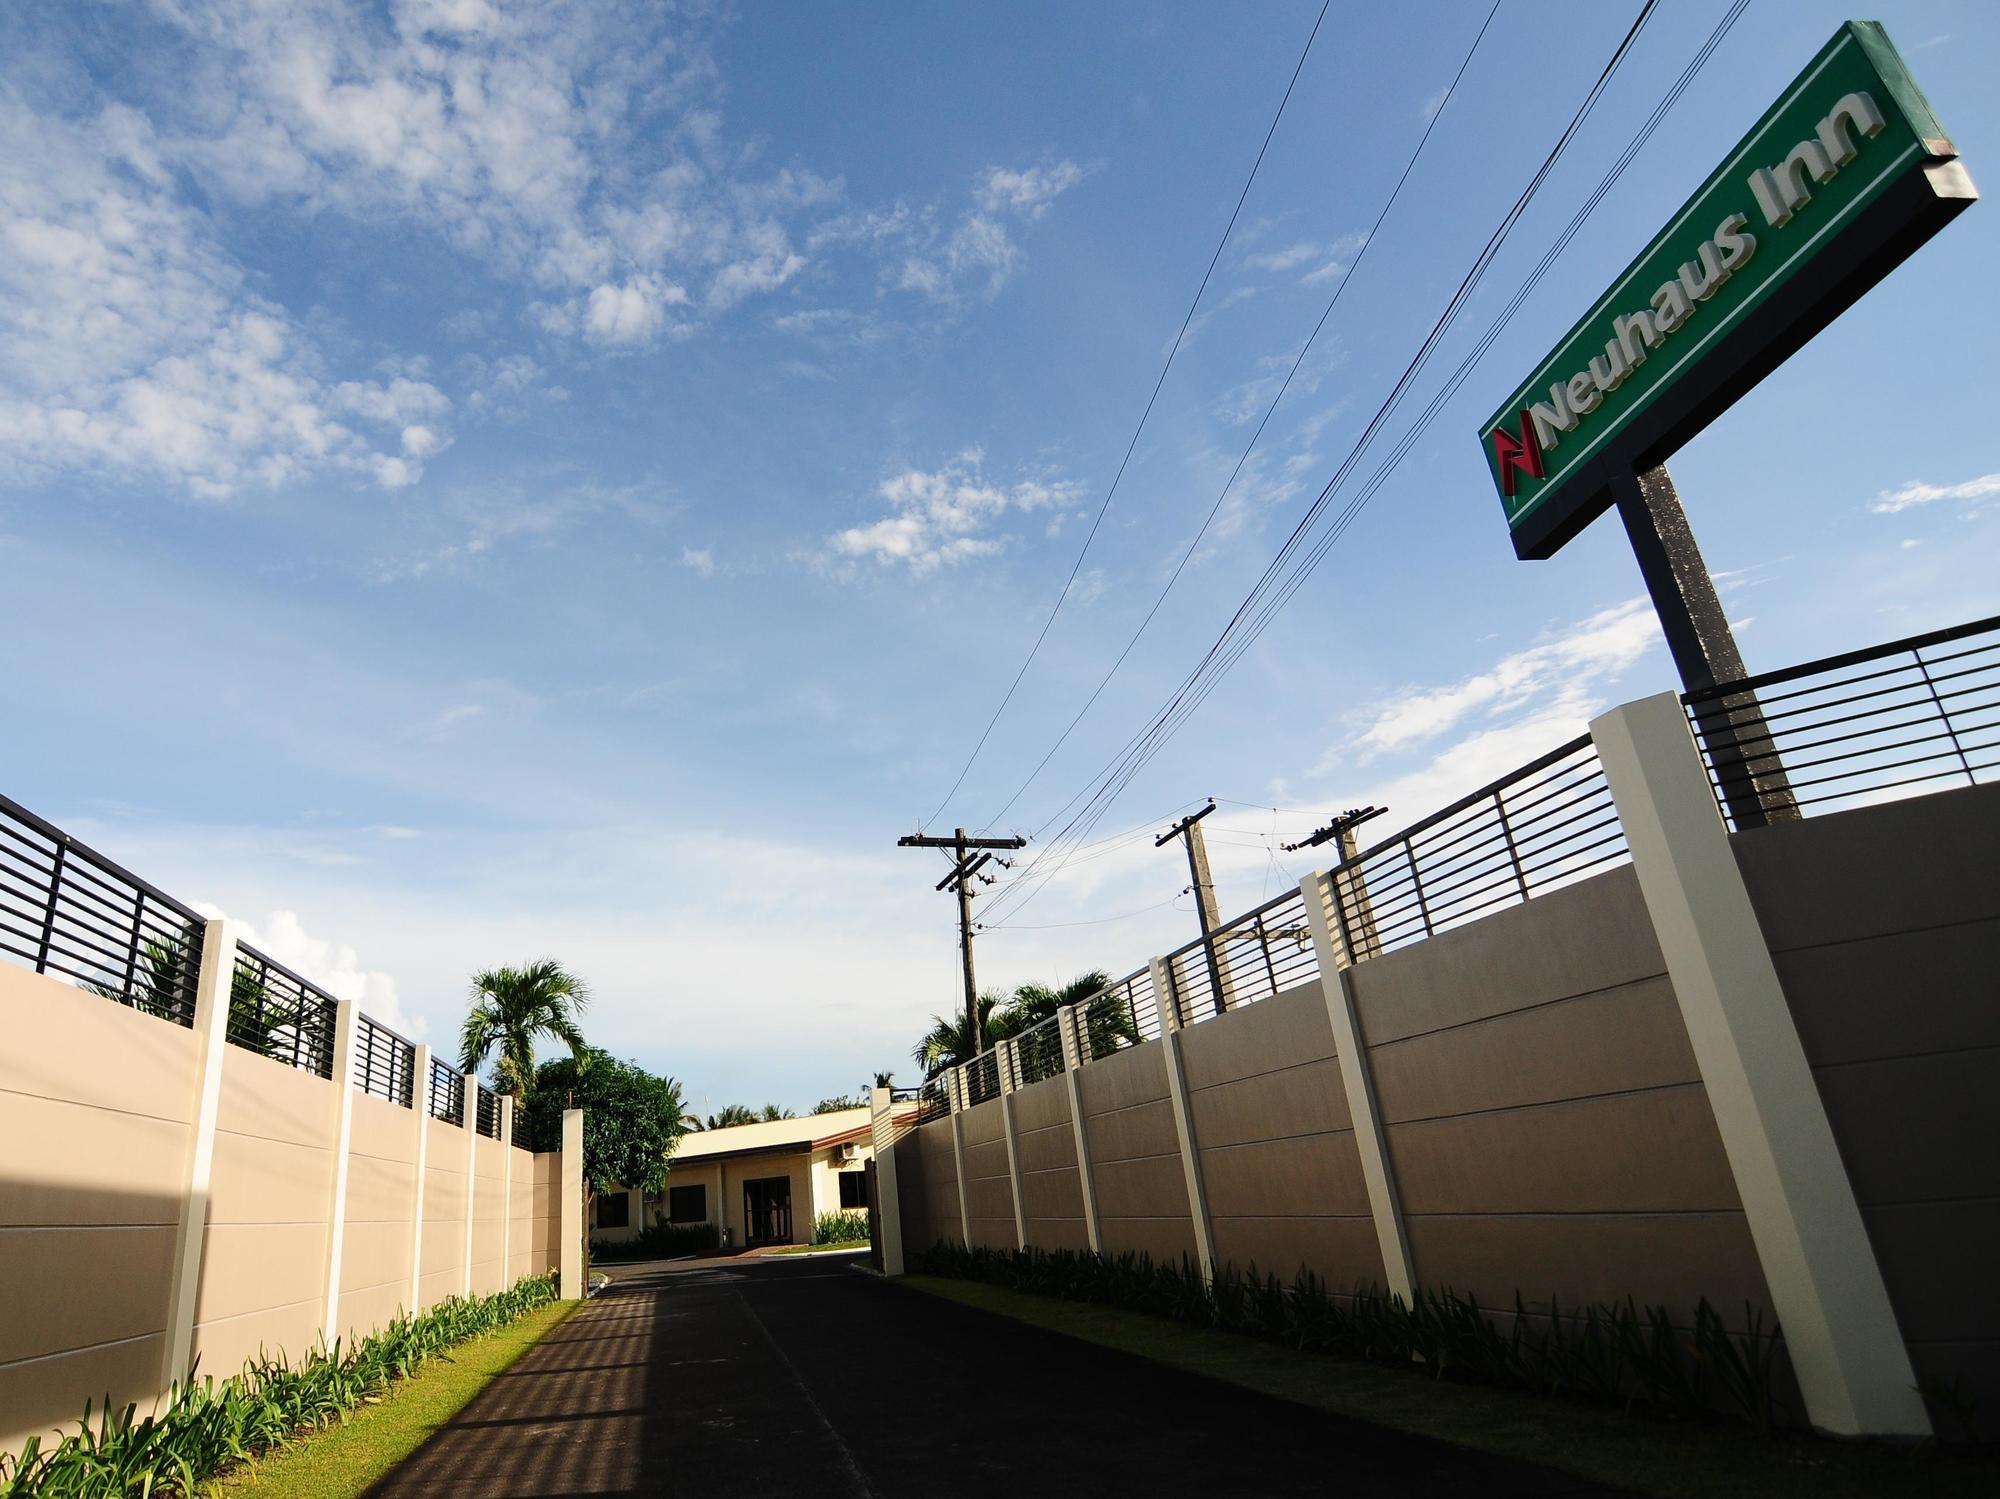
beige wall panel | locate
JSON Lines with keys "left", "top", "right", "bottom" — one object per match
{"left": 0, "top": 967, "right": 197, "bottom": 1121}
{"left": 473, "top": 1137, "right": 506, "bottom": 1203}
{"left": 1009, "top": 1074, "right": 1070, "bottom": 1133}
{"left": 1090, "top": 1152, "right": 1189, "bottom": 1222}
{"left": 1077, "top": 1041, "right": 1168, "bottom": 1116}
{"left": 1018, "top": 1165, "right": 1083, "bottom": 1222}
{"left": 1389, "top": 1086, "right": 1740, "bottom": 1216}
{"left": 207, "top": 1129, "right": 333, "bottom": 1225}
{"left": 1350, "top": 866, "right": 1664, "bottom": 1045}
{"left": 1813, "top": 1050, "right": 2000, "bottom": 1209}
{"left": 1080, "top": 1097, "right": 1178, "bottom": 1165}
{"left": 1178, "top": 987, "right": 1335, "bottom": 1091}
{"left": 0, "top": 1090, "right": 186, "bottom": 1226}
{"left": 1022, "top": 1216, "right": 1091, "bottom": 1253}
{"left": 1014, "top": 1121, "right": 1076, "bottom": 1175}
{"left": 1187, "top": 1058, "right": 1350, "bottom": 1146}
{"left": 511, "top": 1146, "right": 536, "bottom": 1184}
{"left": 196, "top": 1220, "right": 325, "bottom": 1326}
{"left": 967, "top": 1215, "right": 1016, "bottom": 1251}
{"left": 531, "top": 1177, "right": 553, "bottom": 1221}
{"left": 194, "top": 1297, "right": 321, "bottom": 1381}
{"left": 426, "top": 1117, "right": 467, "bottom": 1169}
{"left": 0, "top": 1331, "right": 164, "bottom": 1459}
{"left": 962, "top": 1137, "right": 1009, "bottom": 1185}
{"left": 1200, "top": 1132, "right": 1368, "bottom": 1220}
{"left": 0, "top": 1225, "right": 174, "bottom": 1365}
{"left": 1370, "top": 978, "right": 1699, "bottom": 1125}
{"left": 343, "top": 1151, "right": 416, "bottom": 1225}
{"left": 1405, "top": 1212, "right": 1771, "bottom": 1327}
{"left": 417, "top": 1268, "right": 458, "bottom": 1311}
{"left": 1777, "top": 918, "right": 2000, "bottom": 1066}
{"left": 1210, "top": 1215, "right": 1384, "bottom": 1288}
{"left": 1098, "top": 1216, "right": 1197, "bottom": 1265}
{"left": 1860, "top": 1197, "right": 2000, "bottom": 1344}
{"left": 1733, "top": 782, "right": 2000, "bottom": 950}
{"left": 421, "top": 1207, "right": 464, "bottom": 1276}
{"left": 963, "top": 1176, "right": 1012, "bottom": 1225}
{"left": 339, "top": 1217, "right": 410, "bottom": 1298}
{"left": 334, "top": 1282, "right": 407, "bottom": 1345}
{"left": 216, "top": 1050, "right": 337, "bottom": 1150}
{"left": 349, "top": 1093, "right": 416, "bottom": 1163}
{"left": 959, "top": 1096, "right": 1003, "bottom": 1147}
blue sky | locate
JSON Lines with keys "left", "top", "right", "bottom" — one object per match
{"left": 3, "top": 1, "right": 1995, "bottom": 1114}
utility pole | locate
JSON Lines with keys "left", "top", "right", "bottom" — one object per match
{"left": 1288, "top": 805, "right": 1388, "bottom": 962}
{"left": 1157, "top": 801, "right": 1228, "bottom": 1018}
{"left": 897, "top": 827, "right": 1026, "bottom": 1058}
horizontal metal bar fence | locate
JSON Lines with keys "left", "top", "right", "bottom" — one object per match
{"left": 964, "top": 1049, "right": 1001, "bottom": 1109}
{"left": 1685, "top": 616, "right": 2000, "bottom": 828}
{"left": 1011, "top": 1012, "right": 1066, "bottom": 1087}
{"left": 429, "top": 1057, "right": 465, "bottom": 1125}
{"left": 910, "top": 1080, "right": 950, "bottom": 1125}
{"left": 475, "top": 1083, "right": 500, "bottom": 1138}
{"left": 0, "top": 791, "right": 206, "bottom": 1026}
{"left": 231, "top": 944, "right": 338, "bottom": 1079}
{"left": 1116, "top": 965, "right": 1160, "bottom": 1050}
{"left": 353, "top": 1012, "right": 416, "bottom": 1107}
{"left": 1165, "top": 943, "right": 1214, "bottom": 1025}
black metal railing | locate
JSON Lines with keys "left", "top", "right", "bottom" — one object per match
{"left": 1114, "top": 965, "right": 1160, "bottom": 1050}
{"left": 354, "top": 1012, "right": 416, "bottom": 1107}
{"left": 1686, "top": 615, "right": 2000, "bottom": 829}
{"left": 428, "top": 1058, "right": 465, "bottom": 1125}
{"left": 475, "top": 1084, "right": 500, "bottom": 1138}
{"left": 910, "top": 1079, "right": 950, "bottom": 1125}
{"left": 1329, "top": 734, "right": 1628, "bottom": 960}
{"left": 230, "top": 945, "right": 339, "bottom": 1078}
{"left": 1011, "top": 1012, "right": 1066, "bottom": 1087}
{"left": 0, "top": 791, "right": 206, "bottom": 1026}
{"left": 964, "top": 1049, "right": 1001, "bottom": 1108}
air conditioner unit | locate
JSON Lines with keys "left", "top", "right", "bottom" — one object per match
{"left": 833, "top": 1141, "right": 859, "bottom": 1164}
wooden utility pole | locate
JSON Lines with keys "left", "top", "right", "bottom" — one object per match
{"left": 1287, "top": 805, "right": 1388, "bottom": 962}
{"left": 1157, "top": 801, "right": 1228, "bottom": 1018}
{"left": 897, "top": 827, "right": 1026, "bottom": 1057}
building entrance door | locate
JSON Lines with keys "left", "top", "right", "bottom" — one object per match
{"left": 744, "top": 1176, "right": 792, "bottom": 1246}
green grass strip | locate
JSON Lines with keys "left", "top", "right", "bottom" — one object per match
{"left": 217, "top": 1300, "right": 578, "bottom": 1499}
{"left": 762, "top": 1241, "right": 869, "bottom": 1257}
{"left": 901, "top": 1276, "right": 1994, "bottom": 1499}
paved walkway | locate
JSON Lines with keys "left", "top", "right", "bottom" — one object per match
{"left": 366, "top": 1254, "right": 1620, "bottom": 1497}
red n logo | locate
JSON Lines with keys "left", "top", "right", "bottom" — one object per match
{"left": 1491, "top": 411, "right": 1544, "bottom": 498}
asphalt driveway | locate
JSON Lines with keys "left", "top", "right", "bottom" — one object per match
{"left": 365, "top": 1253, "right": 1620, "bottom": 1497}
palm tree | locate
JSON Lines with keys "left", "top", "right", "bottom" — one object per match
{"left": 460, "top": 959, "right": 589, "bottom": 1096}
{"left": 1000, "top": 969, "right": 1137, "bottom": 1059}
{"left": 912, "top": 989, "right": 1010, "bottom": 1078}
{"left": 703, "top": 1103, "right": 759, "bottom": 1129}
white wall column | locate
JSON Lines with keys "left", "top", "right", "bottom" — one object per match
{"left": 160, "top": 917, "right": 236, "bottom": 1389}
{"left": 320, "top": 1000, "right": 360, "bottom": 1344}
{"left": 499, "top": 1095, "right": 514, "bottom": 1286}
{"left": 559, "top": 1107, "right": 585, "bottom": 1299}
{"left": 1592, "top": 692, "right": 1928, "bottom": 1438}
{"left": 1149, "top": 957, "right": 1215, "bottom": 1281}
{"left": 995, "top": 1038, "right": 1027, "bottom": 1250}
{"left": 406, "top": 1047, "right": 433, "bottom": 1313}
{"left": 1057, "top": 1004, "right": 1102, "bottom": 1253}
{"left": 1299, "top": 871, "right": 1417, "bottom": 1305}
{"left": 868, "top": 1085, "right": 905, "bottom": 1275}
{"left": 948, "top": 1067, "right": 972, "bottom": 1245}
{"left": 460, "top": 1072, "right": 479, "bottom": 1296}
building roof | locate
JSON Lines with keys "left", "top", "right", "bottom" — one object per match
{"left": 673, "top": 1106, "right": 873, "bottom": 1161}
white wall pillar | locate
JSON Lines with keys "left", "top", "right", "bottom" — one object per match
{"left": 1058, "top": 1004, "right": 1102, "bottom": 1253}
{"left": 499, "top": 1095, "right": 514, "bottom": 1286}
{"left": 1592, "top": 693, "right": 1928, "bottom": 1438}
{"left": 407, "top": 1045, "right": 432, "bottom": 1314}
{"left": 560, "top": 1107, "right": 585, "bottom": 1299}
{"left": 995, "top": 1039, "right": 1027, "bottom": 1250}
{"left": 1299, "top": 871, "right": 1417, "bottom": 1305}
{"left": 1149, "top": 956, "right": 1215, "bottom": 1281}
{"left": 868, "top": 1085, "right": 905, "bottom": 1276}
{"left": 460, "top": 1072, "right": 479, "bottom": 1296}
{"left": 948, "top": 1068, "right": 972, "bottom": 1245}
{"left": 160, "top": 917, "right": 236, "bottom": 1389}
{"left": 320, "top": 1000, "right": 360, "bottom": 1344}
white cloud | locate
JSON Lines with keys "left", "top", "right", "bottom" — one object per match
{"left": 827, "top": 450, "right": 1081, "bottom": 574}
{"left": 1870, "top": 472, "right": 2000, "bottom": 514}
{"left": 1243, "top": 232, "right": 1366, "bottom": 286}
{"left": 219, "top": 907, "right": 424, "bottom": 1040}
{"left": 1244, "top": 242, "right": 1318, "bottom": 273}
{"left": 836, "top": 158, "right": 1090, "bottom": 303}
{"left": 973, "top": 161, "right": 1087, "bottom": 218}
{"left": 680, "top": 545, "right": 716, "bottom": 577}
{"left": 583, "top": 274, "right": 689, "bottom": 346}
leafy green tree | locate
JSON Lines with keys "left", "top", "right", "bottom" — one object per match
{"left": 872, "top": 1069, "right": 895, "bottom": 1088}
{"left": 515, "top": 1049, "right": 689, "bottom": 1201}
{"left": 812, "top": 1094, "right": 862, "bottom": 1114}
{"left": 459, "top": 959, "right": 589, "bottom": 1096}
{"left": 912, "top": 989, "right": 1010, "bottom": 1078}
{"left": 912, "top": 971, "right": 1135, "bottom": 1079}
{"left": 701, "top": 1103, "right": 759, "bottom": 1130}
{"left": 758, "top": 1102, "right": 795, "bottom": 1121}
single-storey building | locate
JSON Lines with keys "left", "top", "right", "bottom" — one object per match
{"left": 590, "top": 1106, "right": 884, "bottom": 1249}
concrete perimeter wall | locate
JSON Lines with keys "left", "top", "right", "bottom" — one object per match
{"left": 0, "top": 962, "right": 568, "bottom": 1460}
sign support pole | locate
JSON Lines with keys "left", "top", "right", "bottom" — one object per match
{"left": 1612, "top": 463, "right": 1795, "bottom": 829}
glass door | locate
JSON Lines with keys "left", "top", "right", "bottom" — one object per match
{"left": 743, "top": 1175, "right": 793, "bottom": 1246}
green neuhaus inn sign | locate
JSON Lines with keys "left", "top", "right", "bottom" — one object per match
{"left": 1482, "top": 21, "right": 1974, "bottom": 561}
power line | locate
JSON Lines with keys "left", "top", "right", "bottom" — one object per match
{"left": 983, "top": 0, "right": 1504, "bottom": 830}
{"left": 982, "top": 0, "right": 1684, "bottom": 927}
{"left": 977, "top": 894, "right": 1188, "bottom": 933}
{"left": 919, "top": 0, "right": 1333, "bottom": 830}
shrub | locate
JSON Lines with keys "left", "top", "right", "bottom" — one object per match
{"left": 589, "top": 1221, "right": 718, "bottom": 1262}
{"left": 812, "top": 1210, "right": 870, "bottom": 1246}
{"left": 0, "top": 1274, "right": 559, "bottom": 1497}
{"left": 910, "top": 1242, "right": 1788, "bottom": 1431}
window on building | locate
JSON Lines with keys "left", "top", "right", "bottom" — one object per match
{"left": 668, "top": 1184, "right": 707, "bottom": 1224}
{"left": 597, "top": 1192, "right": 630, "bottom": 1229}
{"left": 838, "top": 1171, "right": 869, "bottom": 1210}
